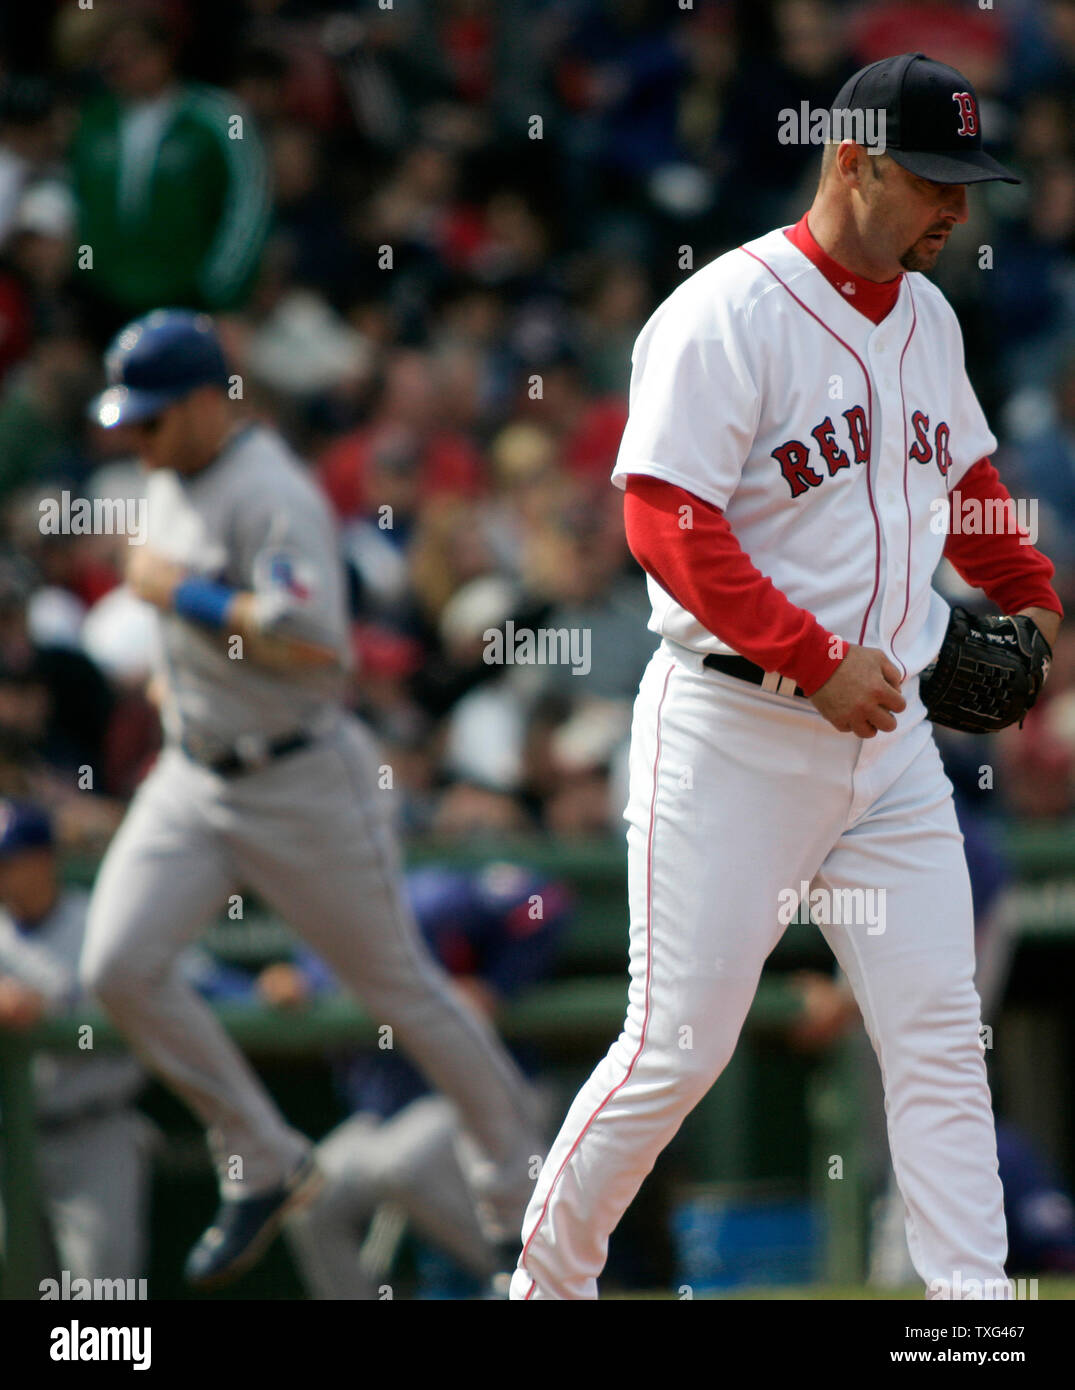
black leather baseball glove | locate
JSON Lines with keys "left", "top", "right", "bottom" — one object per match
{"left": 919, "top": 606, "right": 1053, "bottom": 734}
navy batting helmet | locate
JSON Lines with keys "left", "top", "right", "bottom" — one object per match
{"left": 90, "top": 308, "right": 231, "bottom": 428}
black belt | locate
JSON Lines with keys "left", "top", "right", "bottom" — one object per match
{"left": 182, "top": 730, "right": 315, "bottom": 777}
{"left": 703, "top": 653, "right": 805, "bottom": 698}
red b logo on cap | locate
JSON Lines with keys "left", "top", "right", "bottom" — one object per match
{"left": 952, "top": 92, "right": 978, "bottom": 136}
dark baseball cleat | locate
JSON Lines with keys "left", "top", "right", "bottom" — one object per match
{"left": 184, "top": 1154, "right": 324, "bottom": 1291}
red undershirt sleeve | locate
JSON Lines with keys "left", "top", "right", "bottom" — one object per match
{"left": 622, "top": 474, "right": 843, "bottom": 696}
{"left": 943, "top": 459, "right": 1064, "bottom": 618}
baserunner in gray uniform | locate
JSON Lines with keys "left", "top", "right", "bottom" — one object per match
{"left": 80, "top": 309, "right": 538, "bottom": 1290}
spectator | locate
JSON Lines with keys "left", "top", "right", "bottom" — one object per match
{"left": 0, "top": 552, "right": 114, "bottom": 782}
{"left": 513, "top": 352, "right": 628, "bottom": 484}
{"left": 0, "top": 326, "right": 97, "bottom": 503}
{"left": 318, "top": 350, "right": 484, "bottom": 522}
{"left": 69, "top": 8, "right": 270, "bottom": 337}
{"left": 1003, "top": 349, "right": 1075, "bottom": 574}
{"left": 984, "top": 160, "right": 1075, "bottom": 395}
{"left": 0, "top": 76, "right": 61, "bottom": 250}
{"left": 995, "top": 624, "right": 1075, "bottom": 819}
{"left": 2, "top": 181, "right": 79, "bottom": 354}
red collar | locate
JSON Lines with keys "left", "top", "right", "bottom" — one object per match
{"left": 784, "top": 214, "right": 902, "bottom": 325}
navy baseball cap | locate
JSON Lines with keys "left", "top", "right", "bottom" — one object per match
{"left": 0, "top": 800, "right": 53, "bottom": 858}
{"left": 90, "top": 308, "right": 231, "bottom": 428}
{"left": 831, "top": 52, "right": 1020, "bottom": 185}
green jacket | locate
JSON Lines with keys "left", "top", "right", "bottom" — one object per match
{"left": 71, "top": 83, "right": 271, "bottom": 315}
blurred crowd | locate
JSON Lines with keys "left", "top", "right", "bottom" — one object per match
{"left": 0, "top": 0, "right": 1073, "bottom": 845}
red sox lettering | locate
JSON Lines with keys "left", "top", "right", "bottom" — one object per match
{"left": 771, "top": 406, "right": 950, "bottom": 496}
{"left": 908, "top": 411, "right": 952, "bottom": 474}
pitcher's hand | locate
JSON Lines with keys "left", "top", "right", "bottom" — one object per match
{"left": 809, "top": 644, "right": 905, "bottom": 738}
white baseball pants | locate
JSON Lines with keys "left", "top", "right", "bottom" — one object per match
{"left": 511, "top": 640, "right": 1009, "bottom": 1299}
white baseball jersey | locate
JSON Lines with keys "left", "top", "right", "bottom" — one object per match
{"left": 611, "top": 225, "right": 996, "bottom": 682}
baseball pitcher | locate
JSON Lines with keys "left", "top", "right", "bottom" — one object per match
{"left": 512, "top": 53, "right": 1062, "bottom": 1301}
